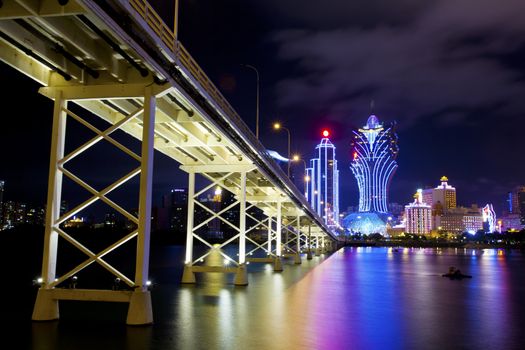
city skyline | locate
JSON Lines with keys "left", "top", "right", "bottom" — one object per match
{"left": 1, "top": 0, "right": 525, "bottom": 215}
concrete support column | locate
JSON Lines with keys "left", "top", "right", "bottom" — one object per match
{"left": 33, "top": 90, "right": 67, "bottom": 322}
{"left": 127, "top": 85, "right": 156, "bottom": 325}
{"left": 182, "top": 171, "right": 196, "bottom": 284}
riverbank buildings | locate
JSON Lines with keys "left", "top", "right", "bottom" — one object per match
{"left": 421, "top": 177, "right": 483, "bottom": 234}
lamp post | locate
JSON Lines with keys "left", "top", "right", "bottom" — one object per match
{"left": 292, "top": 155, "right": 307, "bottom": 173}
{"left": 273, "top": 122, "right": 291, "bottom": 177}
{"left": 173, "top": 0, "right": 180, "bottom": 40}
{"left": 292, "top": 155, "right": 309, "bottom": 196}
{"left": 242, "top": 64, "right": 260, "bottom": 139}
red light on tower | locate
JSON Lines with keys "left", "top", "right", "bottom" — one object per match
{"left": 322, "top": 129, "right": 330, "bottom": 138}
{"left": 353, "top": 151, "right": 358, "bottom": 160}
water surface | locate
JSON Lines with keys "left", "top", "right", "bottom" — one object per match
{"left": 13, "top": 246, "right": 525, "bottom": 349}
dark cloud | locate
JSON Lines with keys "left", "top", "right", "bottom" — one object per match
{"left": 258, "top": 0, "right": 433, "bottom": 29}
{"left": 271, "top": 0, "right": 525, "bottom": 129}
{"left": 3, "top": 0, "right": 524, "bottom": 214}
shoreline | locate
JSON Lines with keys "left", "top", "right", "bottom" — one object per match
{"left": 343, "top": 241, "right": 525, "bottom": 250}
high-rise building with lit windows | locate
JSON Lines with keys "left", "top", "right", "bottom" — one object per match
{"left": 405, "top": 189, "right": 432, "bottom": 235}
{"left": 507, "top": 186, "right": 525, "bottom": 225}
{"left": 432, "top": 176, "right": 456, "bottom": 211}
{"left": 508, "top": 186, "right": 525, "bottom": 214}
{"left": 350, "top": 115, "right": 399, "bottom": 213}
{"left": 305, "top": 130, "right": 339, "bottom": 226}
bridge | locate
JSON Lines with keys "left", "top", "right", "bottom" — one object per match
{"left": 0, "top": 0, "right": 342, "bottom": 325}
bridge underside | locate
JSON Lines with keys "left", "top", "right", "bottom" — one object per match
{"left": 0, "top": 0, "right": 341, "bottom": 325}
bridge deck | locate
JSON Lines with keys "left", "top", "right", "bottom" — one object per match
{"left": 0, "top": 0, "right": 338, "bottom": 239}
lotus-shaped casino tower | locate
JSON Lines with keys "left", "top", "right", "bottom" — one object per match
{"left": 351, "top": 115, "right": 399, "bottom": 213}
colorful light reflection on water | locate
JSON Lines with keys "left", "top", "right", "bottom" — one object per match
{"left": 26, "top": 246, "right": 525, "bottom": 350}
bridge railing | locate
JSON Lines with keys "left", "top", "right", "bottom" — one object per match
{"left": 129, "top": 0, "right": 241, "bottom": 126}
{"left": 126, "top": 0, "right": 340, "bottom": 240}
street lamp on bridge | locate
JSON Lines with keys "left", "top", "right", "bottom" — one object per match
{"left": 292, "top": 154, "right": 310, "bottom": 197}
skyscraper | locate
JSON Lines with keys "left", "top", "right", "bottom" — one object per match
{"left": 305, "top": 130, "right": 339, "bottom": 226}
{"left": 432, "top": 176, "right": 457, "bottom": 211}
{"left": 507, "top": 186, "right": 525, "bottom": 224}
{"left": 519, "top": 191, "right": 525, "bottom": 225}
{"left": 162, "top": 188, "right": 188, "bottom": 232}
{"left": 350, "top": 115, "right": 399, "bottom": 213}
{"left": 509, "top": 186, "right": 525, "bottom": 214}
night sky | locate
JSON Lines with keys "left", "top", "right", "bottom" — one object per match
{"left": 2, "top": 0, "right": 525, "bottom": 216}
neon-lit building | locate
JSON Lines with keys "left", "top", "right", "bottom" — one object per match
{"left": 433, "top": 176, "right": 457, "bottom": 211}
{"left": 342, "top": 212, "right": 387, "bottom": 235}
{"left": 507, "top": 186, "right": 525, "bottom": 215}
{"left": 350, "top": 114, "right": 399, "bottom": 213}
{"left": 305, "top": 130, "right": 340, "bottom": 226}
{"left": 482, "top": 203, "right": 497, "bottom": 233}
{"left": 405, "top": 189, "right": 432, "bottom": 235}
{"left": 421, "top": 177, "right": 457, "bottom": 211}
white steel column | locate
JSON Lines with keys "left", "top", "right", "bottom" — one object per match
{"left": 32, "top": 90, "right": 67, "bottom": 321}
{"left": 306, "top": 224, "right": 313, "bottom": 260}
{"left": 238, "top": 171, "right": 247, "bottom": 264}
{"left": 294, "top": 214, "right": 302, "bottom": 264}
{"left": 267, "top": 216, "right": 272, "bottom": 255}
{"left": 127, "top": 86, "right": 156, "bottom": 325}
{"left": 315, "top": 236, "right": 321, "bottom": 256}
{"left": 234, "top": 171, "right": 248, "bottom": 285}
{"left": 274, "top": 199, "right": 283, "bottom": 271}
{"left": 181, "top": 171, "right": 196, "bottom": 284}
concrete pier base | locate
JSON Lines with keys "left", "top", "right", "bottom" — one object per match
{"left": 32, "top": 289, "right": 59, "bottom": 321}
{"left": 294, "top": 253, "right": 302, "bottom": 264}
{"left": 306, "top": 250, "right": 313, "bottom": 260}
{"left": 234, "top": 264, "right": 248, "bottom": 286}
{"left": 126, "top": 290, "right": 153, "bottom": 326}
{"left": 274, "top": 257, "right": 283, "bottom": 271}
{"left": 181, "top": 264, "right": 196, "bottom": 284}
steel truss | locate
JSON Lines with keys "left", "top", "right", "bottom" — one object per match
{"left": 32, "top": 84, "right": 166, "bottom": 325}
{"left": 281, "top": 215, "right": 304, "bottom": 264}
{"left": 180, "top": 169, "right": 293, "bottom": 285}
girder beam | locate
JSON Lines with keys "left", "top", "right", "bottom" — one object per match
{"left": 0, "top": 0, "right": 85, "bottom": 19}
{"left": 39, "top": 82, "right": 169, "bottom": 100}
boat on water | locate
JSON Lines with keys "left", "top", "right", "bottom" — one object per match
{"left": 442, "top": 266, "right": 472, "bottom": 279}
